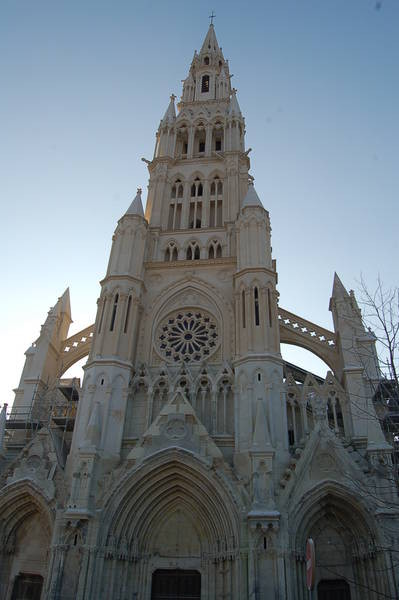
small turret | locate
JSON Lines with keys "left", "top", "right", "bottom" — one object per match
{"left": 125, "top": 187, "right": 145, "bottom": 217}
{"left": 155, "top": 95, "right": 177, "bottom": 158}
{"left": 12, "top": 289, "right": 72, "bottom": 418}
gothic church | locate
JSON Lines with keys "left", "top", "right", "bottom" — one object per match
{"left": 0, "top": 24, "right": 398, "bottom": 600}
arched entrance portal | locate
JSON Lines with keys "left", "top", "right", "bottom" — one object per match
{"left": 98, "top": 451, "right": 241, "bottom": 599}
{"left": 151, "top": 569, "right": 201, "bottom": 600}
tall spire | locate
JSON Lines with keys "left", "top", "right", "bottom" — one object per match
{"left": 199, "top": 23, "right": 222, "bottom": 59}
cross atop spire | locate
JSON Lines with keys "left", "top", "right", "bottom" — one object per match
{"left": 209, "top": 11, "right": 216, "bottom": 25}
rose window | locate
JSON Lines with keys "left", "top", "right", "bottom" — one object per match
{"left": 157, "top": 311, "right": 219, "bottom": 362}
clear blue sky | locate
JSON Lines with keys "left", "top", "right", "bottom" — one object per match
{"left": 1, "top": 0, "right": 398, "bottom": 404}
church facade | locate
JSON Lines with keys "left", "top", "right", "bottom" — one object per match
{"left": 0, "top": 24, "right": 398, "bottom": 600}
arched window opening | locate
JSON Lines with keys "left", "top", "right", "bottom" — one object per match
{"left": 110, "top": 293, "right": 119, "bottom": 331}
{"left": 204, "top": 56, "right": 210, "bottom": 65}
{"left": 165, "top": 242, "right": 178, "bottom": 262}
{"left": 171, "top": 185, "right": 176, "bottom": 199}
{"left": 254, "top": 287, "right": 260, "bottom": 326}
{"left": 242, "top": 290, "right": 246, "bottom": 328}
{"left": 176, "top": 127, "right": 188, "bottom": 159}
{"left": 186, "top": 242, "right": 200, "bottom": 261}
{"left": 267, "top": 288, "right": 272, "bottom": 327}
{"left": 217, "top": 381, "right": 234, "bottom": 434}
{"left": 212, "top": 125, "right": 224, "bottom": 153}
{"left": 168, "top": 204, "right": 182, "bottom": 230}
{"left": 201, "top": 74, "right": 210, "bottom": 93}
{"left": 209, "top": 177, "right": 223, "bottom": 227}
{"left": 195, "top": 380, "right": 212, "bottom": 432}
{"left": 189, "top": 179, "right": 203, "bottom": 228}
{"left": 208, "top": 240, "right": 222, "bottom": 260}
{"left": 327, "top": 392, "right": 345, "bottom": 437}
{"left": 98, "top": 297, "right": 106, "bottom": 334}
{"left": 124, "top": 295, "right": 132, "bottom": 333}
{"left": 177, "top": 184, "right": 183, "bottom": 198}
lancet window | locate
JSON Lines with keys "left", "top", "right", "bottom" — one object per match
{"left": 216, "top": 380, "right": 234, "bottom": 435}
{"left": 327, "top": 390, "right": 345, "bottom": 436}
{"left": 213, "top": 122, "right": 224, "bottom": 152}
{"left": 168, "top": 180, "right": 183, "bottom": 230}
{"left": 195, "top": 378, "right": 212, "bottom": 432}
{"left": 152, "top": 380, "right": 168, "bottom": 421}
{"left": 186, "top": 242, "right": 200, "bottom": 260}
{"left": 109, "top": 293, "right": 119, "bottom": 331}
{"left": 189, "top": 178, "right": 203, "bottom": 228}
{"left": 194, "top": 124, "right": 206, "bottom": 156}
{"left": 124, "top": 295, "right": 132, "bottom": 333}
{"left": 201, "top": 75, "right": 210, "bottom": 93}
{"left": 208, "top": 240, "right": 222, "bottom": 259}
{"left": 164, "top": 242, "right": 178, "bottom": 262}
{"left": 175, "top": 127, "right": 188, "bottom": 158}
{"left": 254, "top": 287, "right": 260, "bottom": 326}
{"left": 209, "top": 177, "right": 223, "bottom": 227}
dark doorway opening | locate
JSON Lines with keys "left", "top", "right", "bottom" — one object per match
{"left": 11, "top": 574, "right": 44, "bottom": 600}
{"left": 151, "top": 569, "right": 201, "bottom": 600}
{"left": 318, "top": 579, "right": 351, "bottom": 600}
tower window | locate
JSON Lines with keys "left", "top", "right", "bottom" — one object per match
{"left": 98, "top": 297, "right": 106, "bottom": 334}
{"left": 199, "top": 141, "right": 205, "bottom": 153}
{"left": 254, "top": 287, "right": 260, "bottom": 326}
{"left": 124, "top": 295, "right": 132, "bottom": 333}
{"left": 268, "top": 288, "right": 272, "bottom": 327}
{"left": 209, "top": 177, "right": 223, "bottom": 227}
{"left": 201, "top": 75, "right": 210, "bottom": 93}
{"left": 110, "top": 293, "right": 119, "bottom": 331}
{"left": 242, "top": 290, "right": 246, "bottom": 328}
{"left": 204, "top": 56, "right": 210, "bottom": 65}
{"left": 215, "top": 138, "right": 222, "bottom": 151}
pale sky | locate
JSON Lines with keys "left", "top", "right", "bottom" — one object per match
{"left": 1, "top": 0, "right": 398, "bottom": 405}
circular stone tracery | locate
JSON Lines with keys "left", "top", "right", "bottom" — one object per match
{"left": 157, "top": 311, "right": 219, "bottom": 363}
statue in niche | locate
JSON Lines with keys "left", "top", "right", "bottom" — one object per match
{"left": 252, "top": 460, "right": 275, "bottom": 509}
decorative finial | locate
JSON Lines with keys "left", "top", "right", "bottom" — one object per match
{"left": 170, "top": 94, "right": 176, "bottom": 102}
{"left": 209, "top": 11, "right": 216, "bottom": 25}
{"left": 137, "top": 188, "right": 142, "bottom": 195}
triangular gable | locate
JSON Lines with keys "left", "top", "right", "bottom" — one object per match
{"left": 127, "top": 389, "right": 223, "bottom": 464}
{"left": 279, "top": 423, "right": 366, "bottom": 508}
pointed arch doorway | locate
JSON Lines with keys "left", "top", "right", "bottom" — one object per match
{"left": 151, "top": 569, "right": 201, "bottom": 600}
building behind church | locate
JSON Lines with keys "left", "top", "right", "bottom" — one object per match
{"left": 0, "top": 24, "right": 398, "bottom": 600}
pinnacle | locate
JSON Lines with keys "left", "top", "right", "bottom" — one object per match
{"left": 332, "top": 272, "right": 350, "bottom": 299}
{"left": 242, "top": 182, "right": 264, "bottom": 210}
{"left": 228, "top": 89, "right": 242, "bottom": 117}
{"left": 126, "top": 188, "right": 145, "bottom": 217}
{"left": 161, "top": 94, "right": 176, "bottom": 125}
